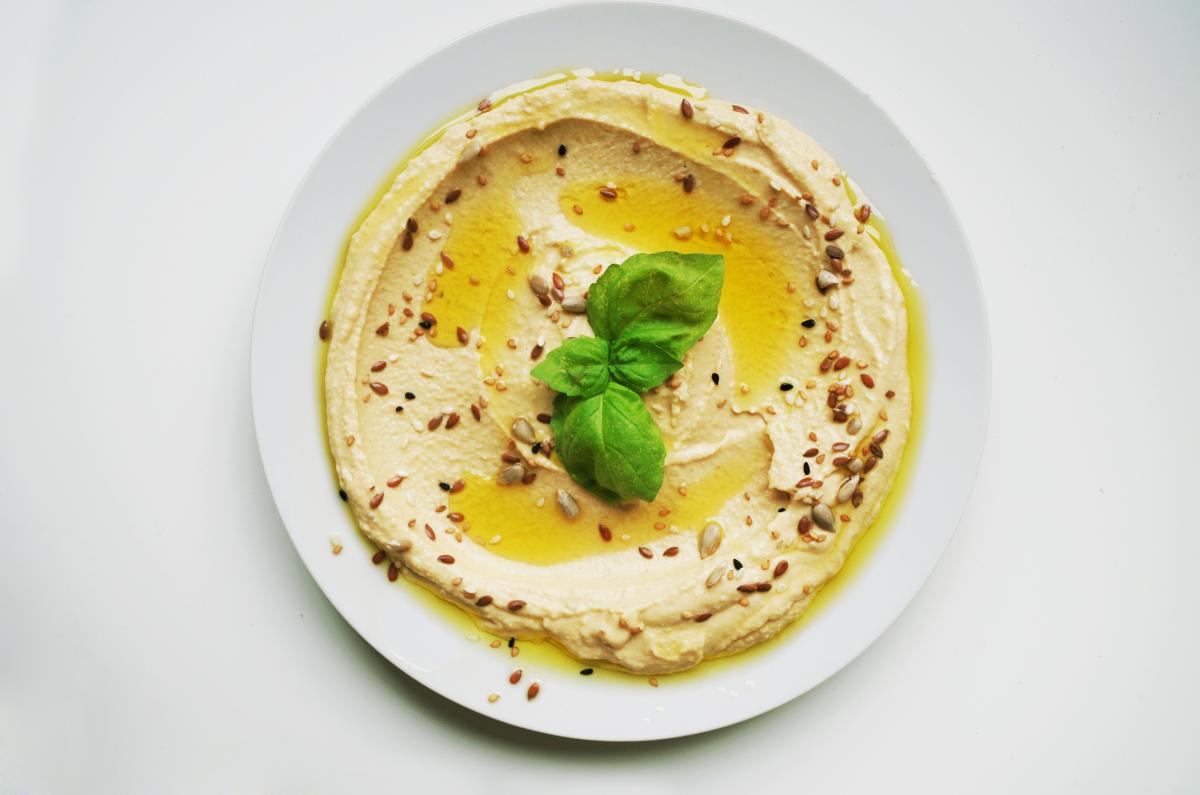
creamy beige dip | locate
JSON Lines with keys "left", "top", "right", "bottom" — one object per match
{"left": 324, "top": 76, "right": 911, "bottom": 674}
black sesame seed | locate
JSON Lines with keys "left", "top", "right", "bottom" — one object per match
{"left": 558, "top": 143, "right": 567, "bottom": 156}
{"left": 405, "top": 392, "right": 416, "bottom": 400}
{"left": 777, "top": 507, "right": 786, "bottom": 513}
{"left": 711, "top": 373, "right": 720, "bottom": 385}
{"left": 338, "top": 489, "right": 348, "bottom": 502}
{"left": 531, "top": 442, "right": 542, "bottom": 454}
{"left": 418, "top": 320, "right": 432, "bottom": 330}
{"left": 801, "top": 319, "right": 816, "bottom": 329}
{"left": 394, "top": 405, "right": 404, "bottom": 413}
{"left": 803, "top": 461, "right": 810, "bottom": 475}
{"left": 780, "top": 383, "right": 794, "bottom": 392}
{"left": 580, "top": 668, "right": 594, "bottom": 676}
{"left": 439, "top": 482, "right": 451, "bottom": 492}
{"left": 733, "top": 558, "right": 743, "bottom": 570}
{"left": 508, "top": 637, "right": 515, "bottom": 648}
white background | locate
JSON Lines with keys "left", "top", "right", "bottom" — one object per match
{"left": 2, "top": 1, "right": 1197, "bottom": 791}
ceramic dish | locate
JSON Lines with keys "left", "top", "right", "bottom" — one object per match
{"left": 250, "top": 2, "right": 988, "bottom": 741}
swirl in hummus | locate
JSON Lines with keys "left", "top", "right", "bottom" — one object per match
{"left": 324, "top": 76, "right": 913, "bottom": 674}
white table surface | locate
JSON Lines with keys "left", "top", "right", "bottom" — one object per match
{"left": 3, "top": 1, "right": 1197, "bottom": 791}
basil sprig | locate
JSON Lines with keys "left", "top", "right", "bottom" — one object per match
{"left": 532, "top": 252, "right": 725, "bottom": 502}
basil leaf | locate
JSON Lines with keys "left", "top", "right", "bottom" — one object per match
{"left": 530, "top": 336, "right": 609, "bottom": 397}
{"left": 608, "top": 337, "right": 683, "bottom": 392}
{"left": 586, "top": 252, "right": 725, "bottom": 359}
{"left": 551, "top": 383, "right": 665, "bottom": 503}
{"left": 541, "top": 251, "right": 725, "bottom": 503}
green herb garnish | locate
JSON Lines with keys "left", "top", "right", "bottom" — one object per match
{"left": 532, "top": 251, "right": 725, "bottom": 502}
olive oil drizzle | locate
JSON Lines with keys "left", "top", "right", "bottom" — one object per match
{"left": 316, "top": 71, "right": 925, "bottom": 683}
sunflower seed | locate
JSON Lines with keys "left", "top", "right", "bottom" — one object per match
{"left": 836, "top": 475, "right": 861, "bottom": 504}
{"left": 556, "top": 489, "right": 580, "bottom": 520}
{"left": 511, "top": 417, "right": 536, "bottom": 444}
{"left": 528, "top": 272, "right": 550, "bottom": 296}
{"left": 816, "top": 270, "right": 840, "bottom": 291}
{"left": 812, "top": 502, "right": 835, "bottom": 530}
{"left": 846, "top": 417, "right": 863, "bottom": 435}
{"left": 561, "top": 294, "right": 587, "bottom": 314}
{"left": 497, "top": 464, "right": 525, "bottom": 485}
{"left": 699, "top": 522, "right": 723, "bottom": 558}
{"left": 848, "top": 458, "right": 864, "bottom": 474}
{"left": 705, "top": 565, "right": 726, "bottom": 588}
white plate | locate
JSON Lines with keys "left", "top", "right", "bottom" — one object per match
{"left": 251, "top": 2, "right": 989, "bottom": 742}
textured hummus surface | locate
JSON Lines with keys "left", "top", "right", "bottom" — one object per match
{"left": 325, "top": 77, "right": 911, "bottom": 673}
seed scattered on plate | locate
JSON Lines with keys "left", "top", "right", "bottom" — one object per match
{"left": 811, "top": 502, "right": 835, "bottom": 530}
{"left": 498, "top": 464, "right": 525, "bottom": 485}
{"left": 556, "top": 489, "right": 580, "bottom": 520}
{"left": 699, "top": 522, "right": 722, "bottom": 558}
{"left": 511, "top": 417, "right": 536, "bottom": 444}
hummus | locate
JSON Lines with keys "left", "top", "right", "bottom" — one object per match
{"left": 324, "top": 76, "right": 912, "bottom": 674}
